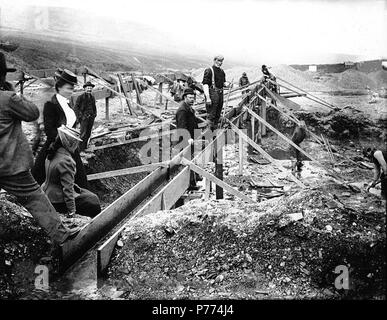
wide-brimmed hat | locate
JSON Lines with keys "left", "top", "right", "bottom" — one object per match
{"left": 0, "top": 52, "right": 16, "bottom": 75}
{"left": 83, "top": 81, "right": 95, "bottom": 88}
{"left": 57, "top": 125, "right": 82, "bottom": 142}
{"left": 54, "top": 69, "right": 78, "bottom": 85}
{"left": 182, "top": 88, "right": 195, "bottom": 98}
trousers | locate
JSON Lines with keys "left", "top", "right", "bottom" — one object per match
{"left": 52, "top": 188, "right": 101, "bottom": 218}
{"left": 79, "top": 116, "right": 95, "bottom": 151}
{"left": 206, "top": 88, "right": 224, "bottom": 125}
{"left": 0, "top": 170, "right": 72, "bottom": 244}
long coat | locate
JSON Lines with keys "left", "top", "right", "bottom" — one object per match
{"left": 31, "top": 94, "right": 88, "bottom": 188}
{"left": 0, "top": 88, "right": 39, "bottom": 176}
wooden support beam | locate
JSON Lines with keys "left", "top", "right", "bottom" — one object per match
{"left": 215, "top": 138, "right": 224, "bottom": 199}
{"left": 87, "top": 162, "right": 170, "bottom": 181}
{"left": 226, "top": 119, "right": 305, "bottom": 188}
{"left": 117, "top": 73, "right": 136, "bottom": 116}
{"left": 245, "top": 107, "right": 318, "bottom": 163}
{"left": 97, "top": 166, "right": 190, "bottom": 275}
{"left": 205, "top": 177, "right": 211, "bottom": 200}
{"left": 181, "top": 158, "right": 253, "bottom": 203}
{"left": 260, "top": 88, "right": 324, "bottom": 146}
{"left": 273, "top": 76, "right": 336, "bottom": 110}
{"left": 261, "top": 99, "right": 267, "bottom": 136}
{"left": 239, "top": 134, "right": 244, "bottom": 175}
{"left": 131, "top": 74, "right": 143, "bottom": 105}
{"left": 105, "top": 97, "right": 109, "bottom": 120}
{"left": 147, "top": 83, "right": 180, "bottom": 108}
{"left": 60, "top": 165, "right": 170, "bottom": 270}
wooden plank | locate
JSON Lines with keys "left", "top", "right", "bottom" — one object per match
{"left": 205, "top": 177, "right": 211, "bottom": 200}
{"left": 90, "top": 129, "right": 174, "bottom": 151}
{"left": 118, "top": 73, "right": 136, "bottom": 116}
{"left": 105, "top": 97, "right": 109, "bottom": 120}
{"left": 97, "top": 160, "right": 191, "bottom": 275}
{"left": 60, "top": 165, "right": 169, "bottom": 269}
{"left": 245, "top": 108, "right": 318, "bottom": 163}
{"left": 261, "top": 99, "right": 267, "bottom": 136}
{"left": 147, "top": 83, "right": 180, "bottom": 108}
{"left": 87, "top": 162, "right": 169, "bottom": 181}
{"left": 131, "top": 74, "right": 143, "bottom": 105}
{"left": 259, "top": 88, "right": 324, "bottom": 146}
{"left": 181, "top": 158, "right": 254, "bottom": 203}
{"left": 239, "top": 134, "right": 244, "bottom": 175}
{"left": 226, "top": 119, "right": 305, "bottom": 188}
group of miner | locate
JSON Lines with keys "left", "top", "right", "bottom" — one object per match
{"left": 0, "top": 52, "right": 386, "bottom": 249}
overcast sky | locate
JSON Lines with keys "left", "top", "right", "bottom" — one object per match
{"left": 1, "top": 0, "right": 386, "bottom": 65}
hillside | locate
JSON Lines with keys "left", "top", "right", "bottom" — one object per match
{"left": 0, "top": 31, "right": 207, "bottom": 73}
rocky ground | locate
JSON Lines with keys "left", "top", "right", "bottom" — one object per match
{"left": 1, "top": 69, "right": 386, "bottom": 299}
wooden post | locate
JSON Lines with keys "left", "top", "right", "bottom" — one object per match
{"left": 214, "top": 138, "right": 224, "bottom": 199}
{"left": 158, "top": 82, "right": 163, "bottom": 104}
{"left": 131, "top": 74, "right": 142, "bottom": 105}
{"left": 83, "top": 73, "right": 87, "bottom": 83}
{"left": 239, "top": 134, "right": 243, "bottom": 175}
{"left": 205, "top": 177, "right": 211, "bottom": 200}
{"left": 251, "top": 116, "right": 255, "bottom": 141}
{"left": 165, "top": 83, "right": 169, "bottom": 110}
{"left": 117, "top": 73, "right": 135, "bottom": 115}
{"left": 19, "top": 81, "right": 24, "bottom": 95}
{"left": 261, "top": 100, "right": 267, "bottom": 136}
{"left": 117, "top": 77, "right": 124, "bottom": 114}
{"left": 105, "top": 97, "right": 109, "bottom": 120}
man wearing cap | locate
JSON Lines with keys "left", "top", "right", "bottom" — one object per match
{"left": 74, "top": 81, "right": 97, "bottom": 151}
{"left": 175, "top": 88, "right": 201, "bottom": 190}
{"left": 239, "top": 72, "right": 250, "bottom": 88}
{"left": 261, "top": 65, "right": 278, "bottom": 93}
{"left": 0, "top": 53, "right": 79, "bottom": 244}
{"left": 202, "top": 55, "right": 227, "bottom": 130}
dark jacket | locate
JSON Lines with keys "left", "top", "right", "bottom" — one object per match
{"left": 202, "top": 66, "right": 226, "bottom": 89}
{"left": 42, "top": 147, "right": 79, "bottom": 213}
{"left": 176, "top": 101, "right": 199, "bottom": 139}
{"left": 0, "top": 89, "right": 39, "bottom": 176}
{"left": 74, "top": 92, "right": 97, "bottom": 119}
{"left": 32, "top": 94, "right": 88, "bottom": 188}
{"left": 239, "top": 76, "right": 250, "bottom": 87}
{"left": 43, "top": 94, "right": 78, "bottom": 143}
{"left": 291, "top": 126, "right": 306, "bottom": 145}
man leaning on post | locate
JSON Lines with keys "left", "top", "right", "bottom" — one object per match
{"left": 0, "top": 52, "right": 80, "bottom": 245}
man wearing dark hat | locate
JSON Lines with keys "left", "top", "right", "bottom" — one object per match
{"left": 239, "top": 72, "right": 250, "bottom": 88}
{"left": 261, "top": 65, "right": 278, "bottom": 93}
{"left": 175, "top": 88, "right": 201, "bottom": 190}
{"left": 0, "top": 52, "right": 79, "bottom": 244}
{"left": 202, "top": 55, "right": 227, "bottom": 130}
{"left": 74, "top": 81, "right": 97, "bottom": 151}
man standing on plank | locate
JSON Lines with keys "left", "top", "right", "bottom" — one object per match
{"left": 202, "top": 55, "right": 227, "bottom": 130}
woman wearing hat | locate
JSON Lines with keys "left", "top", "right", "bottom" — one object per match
{"left": 42, "top": 125, "right": 101, "bottom": 217}
{"left": 74, "top": 81, "right": 97, "bottom": 151}
{"left": 32, "top": 69, "right": 88, "bottom": 188}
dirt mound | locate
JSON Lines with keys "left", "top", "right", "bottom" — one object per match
{"left": 0, "top": 193, "right": 90, "bottom": 299}
{"left": 295, "top": 106, "right": 384, "bottom": 140}
{"left": 192, "top": 64, "right": 333, "bottom": 91}
{"left": 327, "top": 69, "right": 376, "bottom": 90}
{"left": 106, "top": 184, "right": 385, "bottom": 299}
{"left": 368, "top": 70, "right": 387, "bottom": 89}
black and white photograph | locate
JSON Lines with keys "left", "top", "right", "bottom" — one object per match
{"left": 0, "top": 0, "right": 386, "bottom": 307}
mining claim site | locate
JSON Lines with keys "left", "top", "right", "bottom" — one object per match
{"left": 0, "top": 15, "right": 386, "bottom": 300}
